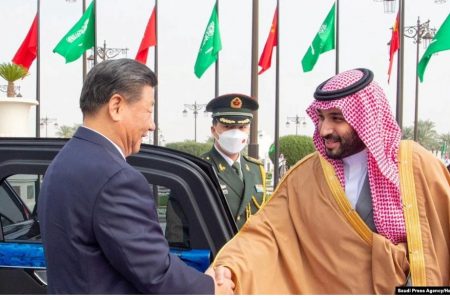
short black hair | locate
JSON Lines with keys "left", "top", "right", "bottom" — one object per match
{"left": 80, "top": 58, "right": 157, "bottom": 115}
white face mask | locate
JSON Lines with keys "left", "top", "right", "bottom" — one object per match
{"left": 216, "top": 129, "right": 248, "bottom": 154}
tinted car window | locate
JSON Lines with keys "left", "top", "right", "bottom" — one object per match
{"left": 7, "top": 174, "right": 39, "bottom": 213}
{"left": 151, "top": 184, "right": 170, "bottom": 232}
{"left": 0, "top": 181, "right": 27, "bottom": 226}
{"left": 0, "top": 175, "right": 39, "bottom": 242}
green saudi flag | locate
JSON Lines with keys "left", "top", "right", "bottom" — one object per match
{"left": 194, "top": 3, "right": 222, "bottom": 78}
{"left": 301, "top": 3, "right": 335, "bottom": 72}
{"left": 53, "top": 1, "right": 95, "bottom": 63}
{"left": 418, "top": 13, "right": 450, "bottom": 82}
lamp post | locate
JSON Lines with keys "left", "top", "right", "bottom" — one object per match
{"left": 285, "top": 115, "right": 306, "bottom": 136}
{"left": 96, "top": 40, "right": 129, "bottom": 61}
{"left": 40, "top": 116, "right": 58, "bottom": 137}
{"left": 380, "top": 1, "right": 443, "bottom": 130}
{"left": 182, "top": 102, "right": 207, "bottom": 142}
{"left": 87, "top": 40, "right": 129, "bottom": 69}
{"left": 403, "top": 17, "right": 435, "bottom": 141}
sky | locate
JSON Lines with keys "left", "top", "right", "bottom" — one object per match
{"left": 1, "top": 0, "right": 450, "bottom": 157}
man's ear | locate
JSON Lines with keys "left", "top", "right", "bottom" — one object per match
{"left": 108, "top": 94, "right": 124, "bottom": 121}
{"left": 211, "top": 125, "right": 220, "bottom": 140}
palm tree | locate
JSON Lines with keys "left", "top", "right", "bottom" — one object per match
{"left": 401, "top": 126, "right": 414, "bottom": 140}
{"left": 56, "top": 124, "right": 80, "bottom": 138}
{"left": 402, "top": 119, "right": 440, "bottom": 151}
{"left": 439, "top": 133, "right": 450, "bottom": 159}
{"left": 0, "top": 63, "right": 29, "bottom": 97}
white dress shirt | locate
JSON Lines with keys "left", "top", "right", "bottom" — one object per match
{"left": 214, "top": 144, "right": 241, "bottom": 167}
{"left": 342, "top": 148, "right": 368, "bottom": 209}
{"left": 82, "top": 126, "right": 126, "bottom": 160}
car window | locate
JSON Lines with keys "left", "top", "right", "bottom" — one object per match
{"left": 0, "top": 175, "right": 39, "bottom": 242}
{"left": 165, "top": 191, "right": 190, "bottom": 249}
{"left": 152, "top": 184, "right": 169, "bottom": 232}
{"left": 154, "top": 183, "right": 202, "bottom": 249}
{"left": 0, "top": 180, "right": 28, "bottom": 226}
{"left": 7, "top": 174, "right": 39, "bottom": 213}
{"left": 0, "top": 184, "right": 23, "bottom": 226}
{"left": 0, "top": 175, "right": 192, "bottom": 246}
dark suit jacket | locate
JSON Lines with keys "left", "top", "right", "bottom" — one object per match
{"left": 37, "top": 127, "right": 213, "bottom": 294}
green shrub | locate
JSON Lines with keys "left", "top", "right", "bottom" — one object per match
{"left": 158, "top": 194, "right": 169, "bottom": 207}
{"left": 165, "top": 140, "right": 213, "bottom": 157}
{"left": 269, "top": 135, "right": 315, "bottom": 167}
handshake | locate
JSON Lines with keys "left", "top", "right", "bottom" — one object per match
{"left": 205, "top": 266, "right": 235, "bottom": 295}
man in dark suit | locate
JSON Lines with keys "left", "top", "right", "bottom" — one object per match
{"left": 37, "top": 59, "right": 233, "bottom": 294}
{"left": 166, "top": 94, "right": 268, "bottom": 246}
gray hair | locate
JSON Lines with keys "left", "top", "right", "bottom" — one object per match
{"left": 80, "top": 58, "right": 157, "bottom": 115}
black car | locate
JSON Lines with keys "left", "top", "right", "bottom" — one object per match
{"left": 0, "top": 138, "right": 238, "bottom": 294}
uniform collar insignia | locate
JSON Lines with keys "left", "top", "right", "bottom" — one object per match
{"left": 219, "top": 163, "right": 226, "bottom": 172}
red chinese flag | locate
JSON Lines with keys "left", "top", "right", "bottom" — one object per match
{"left": 12, "top": 14, "right": 38, "bottom": 70}
{"left": 258, "top": 7, "right": 278, "bottom": 75}
{"left": 388, "top": 12, "right": 399, "bottom": 84}
{"left": 135, "top": 6, "right": 157, "bottom": 64}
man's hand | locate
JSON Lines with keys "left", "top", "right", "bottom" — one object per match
{"left": 205, "top": 266, "right": 235, "bottom": 295}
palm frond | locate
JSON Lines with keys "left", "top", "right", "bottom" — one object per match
{"left": 0, "top": 63, "right": 29, "bottom": 83}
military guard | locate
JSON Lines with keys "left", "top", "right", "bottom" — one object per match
{"left": 201, "top": 93, "right": 268, "bottom": 228}
{"left": 165, "top": 94, "right": 268, "bottom": 247}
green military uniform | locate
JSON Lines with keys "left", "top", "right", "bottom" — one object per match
{"left": 165, "top": 93, "right": 268, "bottom": 247}
{"left": 202, "top": 146, "right": 267, "bottom": 228}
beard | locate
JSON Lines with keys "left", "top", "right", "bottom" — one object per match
{"left": 323, "top": 129, "right": 366, "bottom": 159}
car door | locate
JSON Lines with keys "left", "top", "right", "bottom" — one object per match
{"left": 0, "top": 138, "right": 237, "bottom": 294}
{"left": 128, "top": 143, "right": 238, "bottom": 268}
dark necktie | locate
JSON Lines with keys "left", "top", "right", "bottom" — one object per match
{"left": 232, "top": 161, "right": 243, "bottom": 181}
